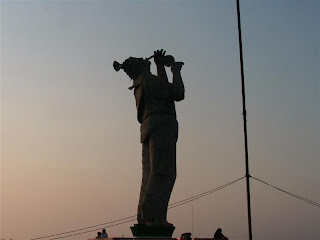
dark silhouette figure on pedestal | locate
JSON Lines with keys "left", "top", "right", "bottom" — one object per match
{"left": 114, "top": 49, "right": 185, "bottom": 237}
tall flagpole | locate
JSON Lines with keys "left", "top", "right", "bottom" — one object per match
{"left": 236, "top": 1, "right": 253, "bottom": 240}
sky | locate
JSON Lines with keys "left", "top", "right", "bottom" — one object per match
{"left": 1, "top": 0, "right": 319, "bottom": 240}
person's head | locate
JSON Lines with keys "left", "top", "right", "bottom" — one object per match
{"left": 102, "top": 228, "right": 106, "bottom": 233}
{"left": 97, "top": 232, "right": 102, "bottom": 236}
{"left": 181, "top": 232, "right": 191, "bottom": 239}
{"left": 216, "top": 228, "right": 222, "bottom": 233}
{"left": 122, "top": 57, "right": 151, "bottom": 80}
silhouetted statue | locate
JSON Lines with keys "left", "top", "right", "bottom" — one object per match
{"left": 114, "top": 49, "right": 185, "bottom": 229}
{"left": 214, "top": 228, "right": 229, "bottom": 240}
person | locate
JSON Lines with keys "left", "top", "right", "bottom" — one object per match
{"left": 120, "top": 49, "right": 185, "bottom": 227}
{"left": 213, "top": 228, "right": 228, "bottom": 239}
{"left": 181, "top": 232, "right": 192, "bottom": 240}
{"left": 101, "top": 228, "right": 108, "bottom": 238}
{"left": 96, "top": 232, "right": 102, "bottom": 239}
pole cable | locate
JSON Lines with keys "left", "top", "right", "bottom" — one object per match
{"left": 168, "top": 176, "right": 245, "bottom": 209}
{"left": 30, "top": 216, "right": 136, "bottom": 240}
{"left": 30, "top": 176, "right": 245, "bottom": 240}
{"left": 251, "top": 176, "right": 320, "bottom": 207}
{"left": 49, "top": 219, "right": 135, "bottom": 240}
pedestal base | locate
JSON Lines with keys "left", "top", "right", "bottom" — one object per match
{"left": 130, "top": 224, "right": 175, "bottom": 237}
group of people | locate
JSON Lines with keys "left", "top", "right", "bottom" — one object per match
{"left": 181, "top": 228, "right": 228, "bottom": 240}
{"left": 95, "top": 229, "right": 108, "bottom": 239}
{"left": 95, "top": 228, "right": 227, "bottom": 239}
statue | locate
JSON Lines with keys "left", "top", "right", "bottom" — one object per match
{"left": 114, "top": 49, "right": 185, "bottom": 236}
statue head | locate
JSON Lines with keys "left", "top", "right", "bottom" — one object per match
{"left": 114, "top": 57, "right": 151, "bottom": 80}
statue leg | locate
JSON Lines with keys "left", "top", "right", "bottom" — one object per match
{"left": 140, "top": 119, "right": 178, "bottom": 226}
{"left": 158, "top": 126, "right": 176, "bottom": 224}
{"left": 137, "top": 141, "right": 150, "bottom": 224}
{"left": 160, "top": 142, "right": 176, "bottom": 223}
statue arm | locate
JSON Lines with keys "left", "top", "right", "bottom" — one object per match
{"left": 171, "top": 62, "right": 185, "bottom": 101}
{"left": 146, "top": 62, "right": 185, "bottom": 102}
{"left": 157, "top": 64, "right": 169, "bottom": 82}
{"left": 154, "top": 49, "right": 169, "bottom": 82}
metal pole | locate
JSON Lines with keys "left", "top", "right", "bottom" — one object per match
{"left": 236, "top": 1, "right": 253, "bottom": 240}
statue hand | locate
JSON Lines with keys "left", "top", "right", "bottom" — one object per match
{"left": 171, "top": 62, "right": 184, "bottom": 73}
{"left": 154, "top": 49, "right": 166, "bottom": 66}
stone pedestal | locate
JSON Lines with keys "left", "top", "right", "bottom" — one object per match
{"left": 130, "top": 224, "right": 175, "bottom": 237}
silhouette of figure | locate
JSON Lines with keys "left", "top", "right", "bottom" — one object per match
{"left": 213, "top": 228, "right": 228, "bottom": 239}
{"left": 119, "top": 49, "right": 185, "bottom": 227}
{"left": 181, "top": 232, "right": 192, "bottom": 240}
{"left": 96, "top": 232, "right": 102, "bottom": 239}
{"left": 101, "top": 228, "right": 108, "bottom": 238}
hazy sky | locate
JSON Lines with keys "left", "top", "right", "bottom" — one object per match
{"left": 1, "top": 1, "right": 319, "bottom": 240}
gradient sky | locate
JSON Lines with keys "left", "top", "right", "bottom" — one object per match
{"left": 1, "top": 1, "right": 319, "bottom": 240}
